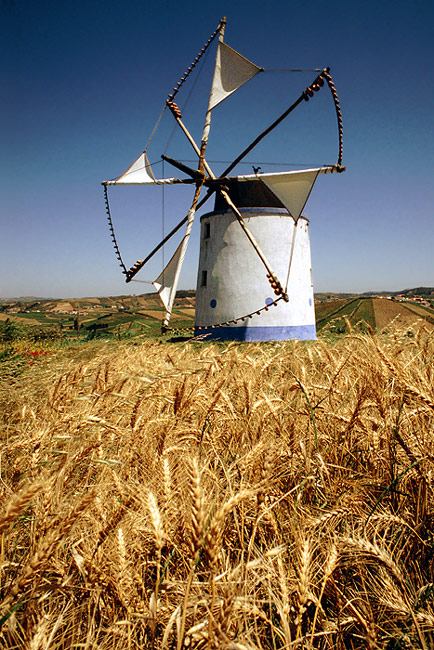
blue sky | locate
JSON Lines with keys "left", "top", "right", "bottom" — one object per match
{"left": 1, "top": 0, "right": 433, "bottom": 298}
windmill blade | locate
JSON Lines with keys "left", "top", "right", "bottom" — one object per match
{"left": 104, "top": 152, "right": 177, "bottom": 185}
{"left": 237, "top": 165, "right": 340, "bottom": 180}
{"left": 152, "top": 212, "right": 194, "bottom": 322}
{"left": 208, "top": 41, "right": 263, "bottom": 110}
{"left": 151, "top": 181, "right": 204, "bottom": 325}
{"left": 207, "top": 167, "right": 340, "bottom": 295}
{"left": 239, "top": 168, "right": 320, "bottom": 221}
{"left": 147, "top": 21, "right": 232, "bottom": 314}
{"left": 237, "top": 166, "right": 341, "bottom": 220}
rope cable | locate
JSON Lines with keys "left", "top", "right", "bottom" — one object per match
{"left": 103, "top": 185, "right": 128, "bottom": 276}
{"left": 264, "top": 68, "right": 323, "bottom": 72}
{"left": 164, "top": 295, "right": 284, "bottom": 335}
{"left": 179, "top": 159, "right": 322, "bottom": 168}
{"left": 162, "top": 159, "right": 165, "bottom": 277}
{"left": 167, "top": 19, "right": 223, "bottom": 103}
{"left": 163, "top": 42, "right": 212, "bottom": 155}
{"left": 284, "top": 219, "right": 298, "bottom": 293}
{"left": 322, "top": 69, "right": 344, "bottom": 167}
{"left": 143, "top": 105, "right": 167, "bottom": 154}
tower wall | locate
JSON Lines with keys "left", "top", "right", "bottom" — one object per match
{"left": 194, "top": 207, "right": 316, "bottom": 341}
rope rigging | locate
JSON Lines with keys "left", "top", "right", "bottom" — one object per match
{"left": 162, "top": 296, "right": 285, "bottom": 336}
{"left": 322, "top": 69, "right": 344, "bottom": 167}
{"left": 104, "top": 185, "right": 127, "bottom": 276}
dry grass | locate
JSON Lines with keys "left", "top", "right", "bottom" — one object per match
{"left": 1, "top": 324, "right": 434, "bottom": 649}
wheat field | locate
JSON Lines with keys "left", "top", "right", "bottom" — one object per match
{"left": 1, "top": 323, "right": 434, "bottom": 649}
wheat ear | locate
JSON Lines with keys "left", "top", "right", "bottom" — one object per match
{"left": 308, "top": 543, "right": 338, "bottom": 650}
{"left": 295, "top": 537, "right": 312, "bottom": 640}
{"left": 0, "top": 482, "right": 42, "bottom": 535}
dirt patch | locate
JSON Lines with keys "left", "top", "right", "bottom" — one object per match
{"left": 372, "top": 298, "right": 432, "bottom": 330}
{"left": 50, "top": 302, "right": 74, "bottom": 313}
{"left": 137, "top": 310, "right": 184, "bottom": 321}
{"left": 0, "top": 314, "right": 39, "bottom": 325}
{"left": 402, "top": 303, "right": 434, "bottom": 320}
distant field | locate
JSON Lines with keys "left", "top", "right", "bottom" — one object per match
{"left": 352, "top": 297, "right": 375, "bottom": 324}
{"left": 315, "top": 296, "right": 434, "bottom": 333}
{"left": 316, "top": 297, "right": 375, "bottom": 331}
{"left": 315, "top": 298, "right": 358, "bottom": 328}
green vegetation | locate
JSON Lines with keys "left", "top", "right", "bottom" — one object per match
{"left": 316, "top": 297, "right": 377, "bottom": 333}
{"left": 0, "top": 292, "right": 196, "bottom": 343}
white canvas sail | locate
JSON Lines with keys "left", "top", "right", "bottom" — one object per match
{"left": 209, "top": 42, "right": 262, "bottom": 110}
{"left": 152, "top": 202, "right": 197, "bottom": 322}
{"left": 152, "top": 239, "right": 187, "bottom": 313}
{"left": 105, "top": 152, "right": 176, "bottom": 185}
{"left": 260, "top": 170, "right": 319, "bottom": 220}
{"left": 238, "top": 167, "right": 338, "bottom": 220}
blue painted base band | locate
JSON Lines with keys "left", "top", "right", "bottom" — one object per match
{"left": 194, "top": 325, "right": 316, "bottom": 342}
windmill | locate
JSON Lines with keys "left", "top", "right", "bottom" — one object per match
{"left": 102, "top": 17, "right": 345, "bottom": 341}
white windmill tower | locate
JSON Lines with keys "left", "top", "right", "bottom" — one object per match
{"left": 102, "top": 17, "right": 344, "bottom": 341}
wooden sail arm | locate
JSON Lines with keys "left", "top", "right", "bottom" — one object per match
{"left": 161, "top": 155, "right": 205, "bottom": 181}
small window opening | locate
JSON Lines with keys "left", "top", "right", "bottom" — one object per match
{"left": 201, "top": 270, "right": 208, "bottom": 287}
{"left": 204, "top": 222, "right": 210, "bottom": 239}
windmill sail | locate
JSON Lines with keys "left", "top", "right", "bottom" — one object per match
{"left": 209, "top": 42, "right": 262, "bottom": 110}
{"left": 238, "top": 167, "right": 338, "bottom": 220}
{"left": 152, "top": 201, "right": 197, "bottom": 325}
{"left": 105, "top": 152, "right": 176, "bottom": 185}
{"left": 152, "top": 239, "right": 186, "bottom": 313}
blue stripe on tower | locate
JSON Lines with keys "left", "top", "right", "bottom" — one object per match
{"left": 194, "top": 325, "right": 316, "bottom": 341}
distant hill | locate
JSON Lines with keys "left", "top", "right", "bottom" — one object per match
{"left": 360, "top": 287, "right": 434, "bottom": 299}
{"left": 398, "top": 287, "right": 434, "bottom": 298}
{"left": 0, "top": 296, "right": 55, "bottom": 303}
{"left": 2, "top": 288, "right": 433, "bottom": 303}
